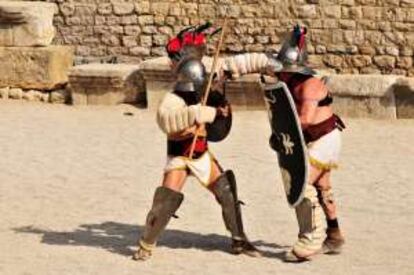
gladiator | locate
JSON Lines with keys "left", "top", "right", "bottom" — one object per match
{"left": 132, "top": 23, "right": 261, "bottom": 261}
{"left": 215, "top": 25, "right": 346, "bottom": 262}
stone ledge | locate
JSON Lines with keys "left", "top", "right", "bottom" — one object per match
{"left": 0, "top": 1, "right": 56, "bottom": 46}
{"left": 326, "top": 75, "right": 398, "bottom": 119}
{"left": 0, "top": 46, "right": 73, "bottom": 90}
{"left": 69, "top": 63, "right": 143, "bottom": 105}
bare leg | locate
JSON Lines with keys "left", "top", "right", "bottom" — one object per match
{"left": 315, "top": 171, "right": 336, "bottom": 220}
{"left": 314, "top": 171, "right": 345, "bottom": 254}
{"left": 308, "top": 164, "right": 325, "bottom": 186}
{"left": 162, "top": 169, "right": 188, "bottom": 192}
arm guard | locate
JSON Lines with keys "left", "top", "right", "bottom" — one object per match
{"left": 220, "top": 53, "right": 271, "bottom": 78}
{"left": 156, "top": 93, "right": 217, "bottom": 135}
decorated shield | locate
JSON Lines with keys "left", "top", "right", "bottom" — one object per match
{"left": 263, "top": 82, "right": 308, "bottom": 207}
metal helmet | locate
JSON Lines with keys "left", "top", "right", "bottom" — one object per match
{"left": 174, "top": 58, "right": 206, "bottom": 93}
{"left": 275, "top": 25, "right": 316, "bottom": 75}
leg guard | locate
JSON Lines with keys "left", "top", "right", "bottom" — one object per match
{"left": 286, "top": 184, "right": 325, "bottom": 261}
{"left": 211, "top": 170, "right": 261, "bottom": 257}
{"left": 139, "top": 186, "right": 184, "bottom": 250}
{"left": 212, "top": 170, "right": 245, "bottom": 240}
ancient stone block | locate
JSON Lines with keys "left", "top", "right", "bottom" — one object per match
{"left": 401, "top": 0, "right": 414, "bottom": 7}
{"left": 60, "top": 3, "right": 75, "bottom": 17}
{"left": 295, "top": 5, "right": 318, "bottom": 18}
{"left": 169, "top": 6, "right": 181, "bottom": 16}
{"left": 138, "top": 15, "right": 154, "bottom": 25}
{"left": 122, "top": 36, "right": 138, "bottom": 47}
{"left": 350, "top": 55, "right": 372, "bottom": 67}
{"left": 0, "top": 46, "right": 74, "bottom": 90}
{"left": 397, "top": 57, "right": 413, "bottom": 69}
{"left": 0, "top": 87, "right": 9, "bottom": 99}
{"left": 113, "top": 2, "right": 134, "bottom": 15}
{"left": 135, "top": 2, "right": 150, "bottom": 15}
{"left": 327, "top": 74, "right": 398, "bottom": 119}
{"left": 120, "top": 15, "right": 138, "bottom": 25}
{"left": 9, "top": 88, "right": 23, "bottom": 99}
{"left": 323, "top": 5, "right": 341, "bottom": 18}
{"left": 22, "top": 90, "right": 43, "bottom": 102}
{"left": 373, "top": 56, "right": 396, "bottom": 69}
{"left": 124, "top": 26, "right": 141, "bottom": 36}
{"left": 130, "top": 46, "right": 150, "bottom": 56}
{"left": 97, "top": 3, "right": 112, "bottom": 15}
{"left": 69, "top": 63, "right": 142, "bottom": 105}
{"left": 151, "top": 2, "right": 170, "bottom": 15}
{"left": 0, "top": 1, "right": 56, "bottom": 46}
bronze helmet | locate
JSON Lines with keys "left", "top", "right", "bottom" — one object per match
{"left": 275, "top": 25, "right": 316, "bottom": 75}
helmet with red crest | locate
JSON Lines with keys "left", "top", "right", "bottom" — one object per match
{"left": 166, "top": 22, "right": 220, "bottom": 63}
{"left": 166, "top": 22, "right": 221, "bottom": 93}
{"left": 271, "top": 25, "right": 316, "bottom": 75}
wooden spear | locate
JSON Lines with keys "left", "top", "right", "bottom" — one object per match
{"left": 188, "top": 17, "right": 228, "bottom": 159}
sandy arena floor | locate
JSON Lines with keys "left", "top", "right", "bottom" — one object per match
{"left": 0, "top": 101, "right": 413, "bottom": 275}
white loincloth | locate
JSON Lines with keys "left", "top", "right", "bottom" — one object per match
{"left": 164, "top": 151, "right": 216, "bottom": 186}
{"left": 307, "top": 129, "right": 341, "bottom": 170}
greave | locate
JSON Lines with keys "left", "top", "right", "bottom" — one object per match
{"left": 139, "top": 186, "right": 184, "bottom": 250}
{"left": 292, "top": 184, "right": 325, "bottom": 257}
{"left": 212, "top": 170, "right": 245, "bottom": 240}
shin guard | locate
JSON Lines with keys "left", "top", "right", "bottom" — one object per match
{"left": 212, "top": 170, "right": 245, "bottom": 240}
{"left": 291, "top": 184, "right": 325, "bottom": 258}
{"left": 139, "top": 186, "right": 184, "bottom": 250}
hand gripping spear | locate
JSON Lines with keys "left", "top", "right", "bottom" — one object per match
{"left": 188, "top": 17, "right": 228, "bottom": 159}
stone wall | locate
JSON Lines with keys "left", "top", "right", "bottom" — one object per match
{"left": 45, "top": 0, "right": 413, "bottom": 75}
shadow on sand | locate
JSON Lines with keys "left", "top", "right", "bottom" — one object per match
{"left": 14, "top": 221, "right": 288, "bottom": 260}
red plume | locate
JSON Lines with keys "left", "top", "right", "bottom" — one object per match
{"left": 167, "top": 37, "right": 182, "bottom": 53}
{"left": 298, "top": 28, "right": 307, "bottom": 51}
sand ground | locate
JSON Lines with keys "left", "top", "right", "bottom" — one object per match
{"left": 0, "top": 101, "right": 413, "bottom": 275}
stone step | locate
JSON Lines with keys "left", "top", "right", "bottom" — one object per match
{"left": 69, "top": 63, "right": 143, "bottom": 105}
{"left": 0, "top": 45, "right": 73, "bottom": 90}
{"left": 0, "top": 1, "right": 56, "bottom": 46}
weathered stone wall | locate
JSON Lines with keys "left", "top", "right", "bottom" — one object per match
{"left": 45, "top": 0, "right": 413, "bottom": 75}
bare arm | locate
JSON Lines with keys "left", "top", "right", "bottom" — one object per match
{"left": 296, "top": 78, "right": 327, "bottom": 129}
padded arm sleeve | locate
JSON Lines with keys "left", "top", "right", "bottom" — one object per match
{"left": 221, "top": 53, "right": 271, "bottom": 78}
{"left": 156, "top": 93, "right": 216, "bottom": 135}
